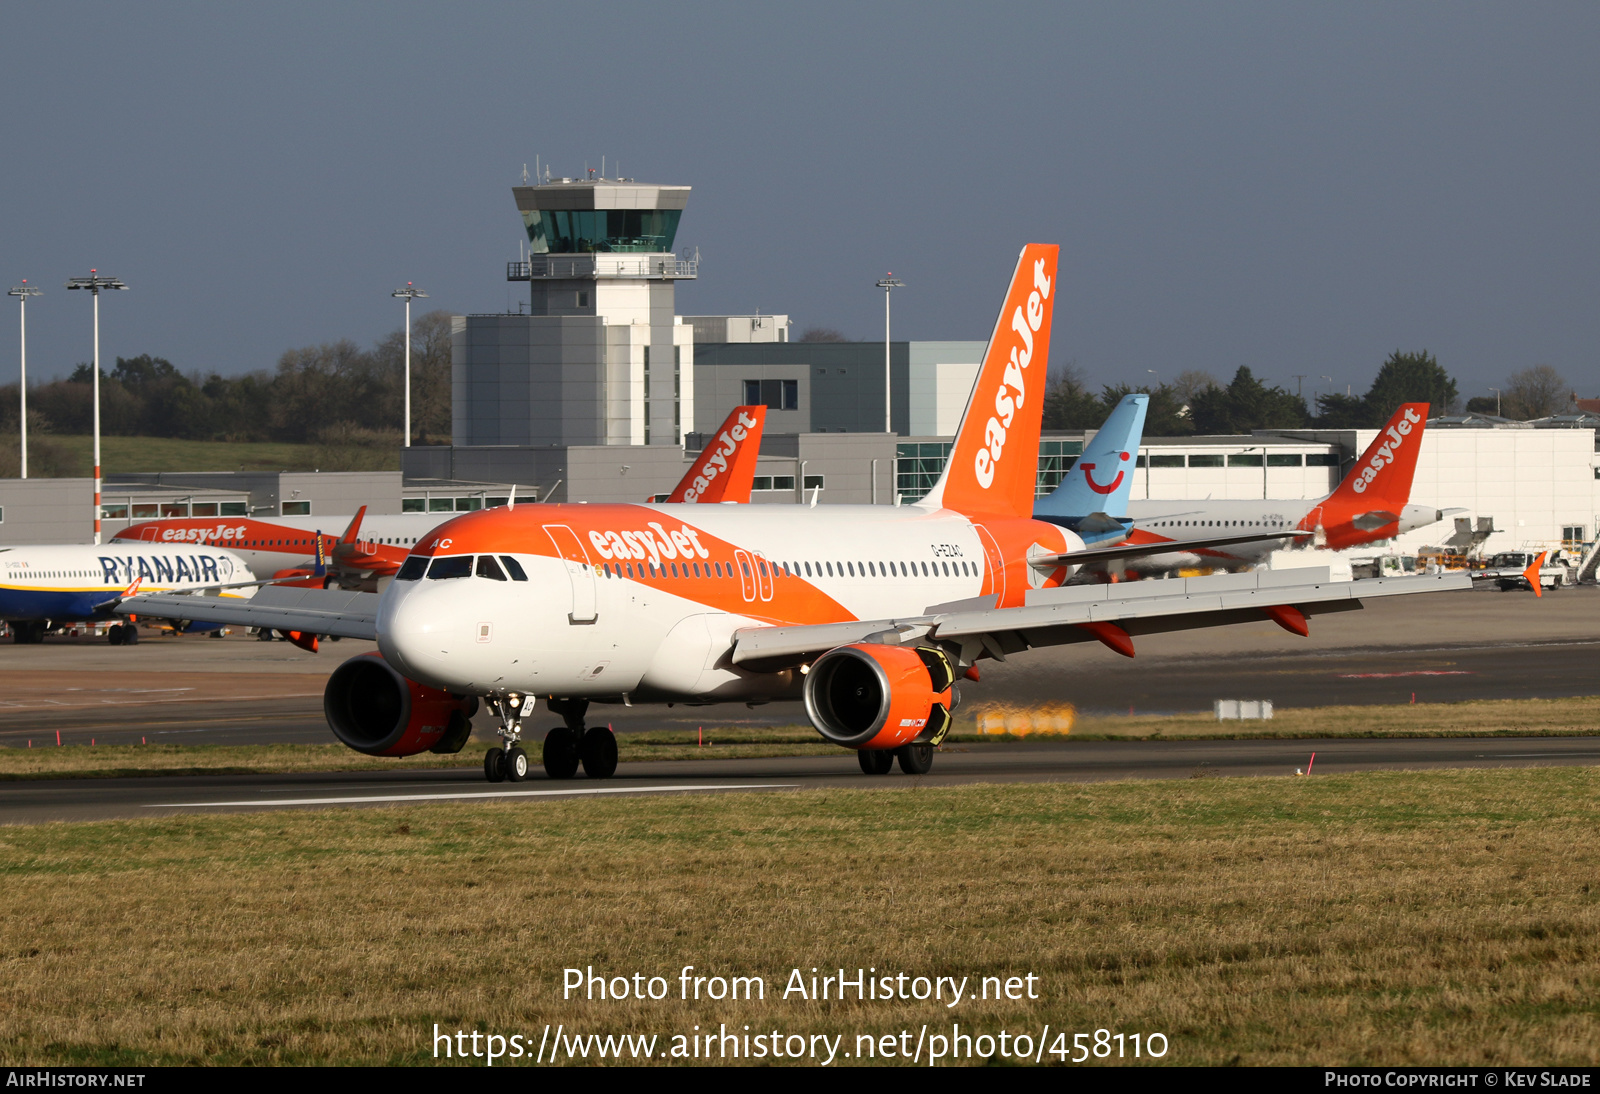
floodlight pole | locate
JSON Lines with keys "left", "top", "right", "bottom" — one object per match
{"left": 393, "top": 283, "right": 428, "bottom": 446}
{"left": 7, "top": 281, "right": 42, "bottom": 478}
{"left": 65, "top": 271, "right": 127, "bottom": 544}
{"left": 876, "top": 275, "right": 903, "bottom": 434}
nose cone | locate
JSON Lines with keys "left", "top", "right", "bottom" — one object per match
{"left": 1397, "top": 503, "right": 1444, "bottom": 534}
{"left": 377, "top": 579, "right": 474, "bottom": 691}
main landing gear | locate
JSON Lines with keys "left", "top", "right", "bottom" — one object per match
{"left": 481, "top": 695, "right": 617, "bottom": 782}
{"left": 107, "top": 623, "right": 139, "bottom": 646}
{"left": 857, "top": 744, "right": 935, "bottom": 776}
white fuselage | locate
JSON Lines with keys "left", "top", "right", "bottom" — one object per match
{"left": 0, "top": 543, "right": 251, "bottom": 622}
{"left": 377, "top": 502, "right": 1069, "bottom": 705}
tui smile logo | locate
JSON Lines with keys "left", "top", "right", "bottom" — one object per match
{"left": 1080, "top": 451, "right": 1130, "bottom": 495}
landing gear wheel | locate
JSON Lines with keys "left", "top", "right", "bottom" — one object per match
{"left": 542, "top": 727, "right": 580, "bottom": 780}
{"left": 124, "top": 625, "right": 138, "bottom": 645}
{"left": 858, "top": 749, "right": 894, "bottom": 775}
{"left": 896, "top": 743, "right": 934, "bottom": 775}
{"left": 580, "top": 726, "right": 618, "bottom": 779}
{"left": 504, "top": 746, "right": 530, "bottom": 782}
{"left": 107, "top": 625, "right": 124, "bottom": 646}
{"left": 484, "top": 746, "right": 506, "bottom": 783}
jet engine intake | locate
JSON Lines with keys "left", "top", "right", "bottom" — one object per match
{"left": 324, "top": 651, "right": 478, "bottom": 756}
{"left": 803, "top": 643, "right": 955, "bottom": 750}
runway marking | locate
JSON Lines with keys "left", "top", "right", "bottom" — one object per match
{"left": 146, "top": 783, "right": 799, "bottom": 808}
{"left": 1338, "top": 671, "right": 1474, "bottom": 679}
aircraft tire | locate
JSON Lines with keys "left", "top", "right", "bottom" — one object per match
{"left": 896, "top": 743, "right": 934, "bottom": 775}
{"left": 484, "top": 746, "right": 506, "bottom": 783}
{"left": 505, "top": 746, "right": 530, "bottom": 782}
{"left": 858, "top": 749, "right": 894, "bottom": 775}
{"left": 580, "top": 726, "right": 618, "bottom": 779}
{"left": 542, "top": 728, "right": 581, "bottom": 780}
{"left": 124, "top": 626, "right": 138, "bottom": 645}
{"left": 107, "top": 625, "right": 124, "bottom": 646}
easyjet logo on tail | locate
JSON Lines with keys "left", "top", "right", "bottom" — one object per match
{"left": 1352, "top": 407, "right": 1423, "bottom": 495}
{"left": 670, "top": 405, "right": 766, "bottom": 504}
{"left": 974, "top": 256, "right": 1053, "bottom": 489}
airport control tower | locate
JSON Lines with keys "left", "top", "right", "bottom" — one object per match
{"left": 452, "top": 176, "right": 697, "bottom": 447}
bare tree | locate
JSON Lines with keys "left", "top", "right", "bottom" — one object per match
{"left": 1172, "top": 369, "right": 1219, "bottom": 405}
{"left": 1502, "top": 364, "right": 1571, "bottom": 419}
{"left": 796, "top": 327, "right": 849, "bottom": 343}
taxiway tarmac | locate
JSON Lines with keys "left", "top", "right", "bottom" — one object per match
{"left": 6, "top": 735, "right": 1600, "bottom": 823}
{"left": 0, "top": 586, "right": 1592, "bottom": 745}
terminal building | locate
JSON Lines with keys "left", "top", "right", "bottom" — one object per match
{"left": 0, "top": 169, "right": 1596, "bottom": 568}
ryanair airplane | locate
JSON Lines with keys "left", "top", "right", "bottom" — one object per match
{"left": 0, "top": 543, "right": 251, "bottom": 644}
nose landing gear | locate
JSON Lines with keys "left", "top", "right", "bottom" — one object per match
{"left": 484, "top": 695, "right": 617, "bottom": 781}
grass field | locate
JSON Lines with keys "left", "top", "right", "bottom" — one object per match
{"left": 0, "top": 696, "right": 1595, "bottom": 781}
{"left": 0, "top": 434, "right": 401, "bottom": 476}
{"left": 1, "top": 767, "right": 1598, "bottom": 1066}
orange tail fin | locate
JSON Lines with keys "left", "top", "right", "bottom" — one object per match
{"left": 1523, "top": 550, "right": 1548, "bottom": 598}
{"left": 1313, "top": 403, "right": 1428, "bottom": 548}
{"left": 921, "top": 244, "right": 1059, "bottom": 517}
{"left": 668, "top": 406, "right": 766, "bottom": 503}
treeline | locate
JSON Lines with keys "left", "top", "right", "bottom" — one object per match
{"left": 1042, "top": 351, "right": 1470, "bottom": 434}
{"left": 0, "top": 310, "right": 453, "bottom": 446}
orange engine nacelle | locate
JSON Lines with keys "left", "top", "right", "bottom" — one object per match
{"left": 802, "top": 643, "right": 957, "bottom": 751}
{"left": 323, "top": 652, "right": 478, "bottom": 757}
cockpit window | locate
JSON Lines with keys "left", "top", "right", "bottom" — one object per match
{"left": 500, "top": 555, "right": 528, "bottom": 581}
{"left": 427, "top": 555, "right": 473, "bottom": 580}
{"left": 396, "top": 557, "right": 428, "bottom": 581}
{"left": 476, "top": 555, "right": 507, "bottom": 581}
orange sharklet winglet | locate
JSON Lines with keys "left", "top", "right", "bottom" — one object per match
{"left": 1524, "top": 551, "right": 1549, "bottom": 598}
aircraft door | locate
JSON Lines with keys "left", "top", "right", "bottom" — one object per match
{"left": 543, "top": 524, "right": 598, "bottom": 623}
{"left": 733, "top": 549, "right": 757, "bottom": 602}
{"left": 974, "top": 524, "right": 1006, "bottom": 605}
{"left": 753, "top": 553, "right": 774, "bottom": 601}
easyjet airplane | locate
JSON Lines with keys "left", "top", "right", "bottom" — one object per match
{"left": 111, "top": 405, "right": 771, "bottom": 591}
{"left": 1036, "top": 400, "right": 1460, "bottom": 575}
{"left": 123, "top": 246, "right": 1467, "bottom": 782}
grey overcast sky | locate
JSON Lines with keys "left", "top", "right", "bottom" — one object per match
{"left": 1, "top": 2, "right": 1596, "bottom": 403}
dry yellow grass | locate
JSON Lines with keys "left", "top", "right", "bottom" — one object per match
{"left": 1, "top": 767, "right": 1598, "bottom": 1066}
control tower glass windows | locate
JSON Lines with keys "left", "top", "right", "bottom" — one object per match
{"left": 522, "top": 209, "right": 683, "bottom": 254}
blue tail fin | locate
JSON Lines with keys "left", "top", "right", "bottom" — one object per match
{"left": 1034, "top": 393, "right": 1147, "bottom": 519}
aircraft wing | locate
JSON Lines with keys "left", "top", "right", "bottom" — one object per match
{"left": 1035, "top": 528, "right": 1312, "bottom": 566}
{"left": 114, "top": 584, "right": 379, "bottom": 640}
{"left": 730, "top": 568, "right": 1470, "bottom": 668}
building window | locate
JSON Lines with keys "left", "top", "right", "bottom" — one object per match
{"left": 1148, "top": 455, "right": 1185, "bottom": 469}
{"left": 1306, "top": 453, "right": 1340, "bottom": 467}
{"left": 1036, "top": 439, "right": 1085, "bottom": 495}
{"left": 643, "top": 347, "right": 652, "bottom": 445}
{"left": 428, "top": 498, "right": 455, "bottom": 513}
{"left": 1188, "top": 454, "right": 1225, "bottom": 468}
{"left": 455, "top": 497, "right": 483, "bottom": 512}
{"left": 1267, "top": 453, "right": 1303, "bottom": 467}
{"left": 743, "top": 378, "right": 800, "bottom": 411}
{"left": 1227, "top": 454, "right": 1263, "bottom": 467}
{"left": 99, "top": 504, "right": 128, "bottom": 520}
{"left": 750, "top": 476, "right": 797, "bottom": 492}
{"left": 403, "top": 498, "right": 426, "bottom": 512}
{"left": 577, "top": 291, "right": 590, "bottom": 308}
{"left": 282, "top": 501, "right": 311, "bottom": 516}
{"left": 132, "top": 504, "right": 159, "bottom": 518}
{"left": 803, "top": 475, "right": 825, "bottom": 490}
{"left": 191, "top": 503, "right": 219, "bottom": 517}
{"left": 1563, "top": 525, "right": 1586, "bottom": 543}
{"left": 221, "top": 502, "right": 248, "bottom": 516}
